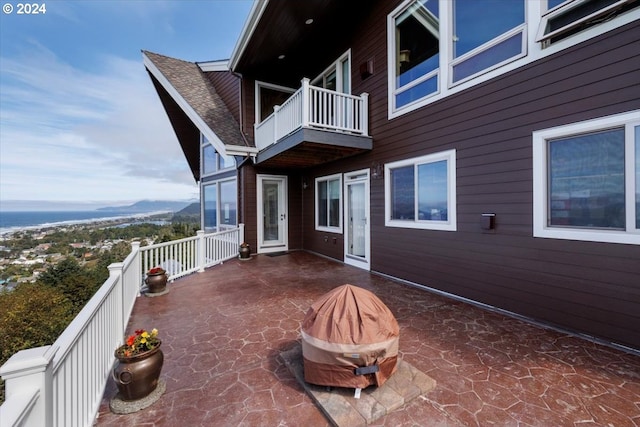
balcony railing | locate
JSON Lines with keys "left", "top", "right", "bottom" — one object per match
{"left": 254, "top": 78, "right": 369, "bottom": 151}
{"left": 0, "top": 225, "right": 244, "bottom": 427}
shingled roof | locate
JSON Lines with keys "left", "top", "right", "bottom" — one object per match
{"left": 143, "top": 50, "right": 249, "bottom": 180}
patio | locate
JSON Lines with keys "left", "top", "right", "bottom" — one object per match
{"left": 95, "top": 251, "right": 640, "bottom": 426}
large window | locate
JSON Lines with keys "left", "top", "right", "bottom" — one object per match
{"left": 203, "top": 179, "right": 237, "bottom": 232}
{"left": 388, "top": 0, "right": 639, "bottom": 118}
{"left": 315, "top": 174, "right": 342, "bottom": 232}
{"left": 385, "top": 149, "right": 456, "bottom": 231}
{"left": 533, "top": 111, "right": 640, "bottom": 244}
{"left": 451, "top": 0, "right": 525, "bottom": 83}
{"left": 255, "top": 82, "right": 295, "bottom": 123}
{"left": 202, "top": 135, "right": 235, "bottom": 176}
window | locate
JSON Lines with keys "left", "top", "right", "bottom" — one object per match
{"left": 391, "top": 0, "right": 440, "bottom": 109}
{"left": 387, "top": 0, "right": 638, "bottom": 118}
{"left": 255, "top": 82, "right": 295, "bottom": 123}
{"left": 385, "top": 149, "right": 456, "bottom": 231}
{"left": 537, "top": 0, "right": 638, "bottom": 47}
{"left": 312, "top": 50, "right": 351, "bottom": 94}
{"left": 451, "top": 0, "right": 525, "bottom": 84}
{"left": 533, "top": 110, "right": 640, "bottom": 245}
{"left": 315, "top": 174, "right": 342, "bottom": 232}
{"left": 201, "top": 134, "right": 235, "bottom": 177}
{"left": 203, "top": 178, "right": 237, "bottom": 232}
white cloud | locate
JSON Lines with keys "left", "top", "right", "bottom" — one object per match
{"left": 0, "top": 43, "right": 198, "bottom": 203}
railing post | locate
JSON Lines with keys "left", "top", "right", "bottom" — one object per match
{"left": 239, "top": 223, "right": 245, "bottom": 247}
{"left": 130, "top": 241, "right": 141, "bottom": 291}
{"left": 301, "top": 78, "right": 310, "bottom": 128}
{"left": 108, "top": 262, "right": 125, "bottom": 338}
{"left": 273, "top": 105, "right": 280, "bottom": 144}
{"left": 360, "top": 92, "right": 369, "bottom": 136}
{"left": 197, "top": 230, "right": 206, "bottom": 272}
{"left": 0, "top": 345, "right": 58, "bottom": 427}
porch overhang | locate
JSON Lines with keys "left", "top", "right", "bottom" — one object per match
{"left": 255, "top": 127, "right": 372, "bottom": 169}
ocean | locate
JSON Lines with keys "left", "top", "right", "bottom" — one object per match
{"left": 0, "top": 210, "right": 166, "bottom": 235}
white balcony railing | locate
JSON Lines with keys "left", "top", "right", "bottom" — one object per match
{"left": 254, "top": 78, "right": 369, "bottom": 151}
{"left": 0, "top": 225, "right": 244, "bottom": 427}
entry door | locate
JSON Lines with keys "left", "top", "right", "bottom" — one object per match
{"left": 344, "top": 170, "right": 370, "bottom": 270}
{"left": 257, "top": 175, "right": 288, "bottom": 253}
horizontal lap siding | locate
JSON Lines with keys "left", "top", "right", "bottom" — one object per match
{"left": 207, "top": 72, "right": 241, "bottom": 125}
{"left": 314, "top": 0, "right": 640, "bottom": 350}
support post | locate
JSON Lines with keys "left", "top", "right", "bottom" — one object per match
{"left": 301, "top": 78, "right": 310, "bottom": 128}
{"left": 360, "top": 92, "right": 369, "bottom": 136}
{"left": 197, "top": 230, "right": 206, "bottom": 272}
{"left": 0, "top": 345, "right": 58, "bottom": 427}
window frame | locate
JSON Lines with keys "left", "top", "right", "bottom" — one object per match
{"left": 311, "top": 50, "right": 351, "bottom": 94}
{"left": 254, "top": 81, "right": 296, "bottom": 124}
{"left": 202, "top": 177, "right": 238, "bottom": 232}
{"left": 385, "top": 149, "right": 457, "bottom": 231}
{"left": 532, "top": 110, "right": 640, "bottom": 245}
{"left": 315, "top": 173, "right": 343, "bottom": 233}
{"left": 201, "top": 134, "right": 236, "bottom": 178}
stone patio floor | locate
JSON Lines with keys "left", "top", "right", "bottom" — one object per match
{"left": 95, "top": 251, "right": 640, "bottom": 426}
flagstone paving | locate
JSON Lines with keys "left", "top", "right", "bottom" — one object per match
{"left": 95, "top": 251, "right": 640, "bottom": 426}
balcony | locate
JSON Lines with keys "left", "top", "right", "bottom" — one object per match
{"left": 2, "top": 232, "right": 640, "bottom": 426}
{"left": 254, "top": 78, "right": 372, "bottom": 169}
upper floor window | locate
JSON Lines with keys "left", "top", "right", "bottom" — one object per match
{"left": 315, "top": 174, "right": 342, "bottom": 232}
{"left": 201, "top": 134, "right": 235, "bottom": 176}
{"left": 537, "top": 0, "right": 638, "bottom": 47}
{"left": 533, "top": 110, "right": 640, "bottom": 245}
{"left": 255, "top": 82, "right": 295, "bottom": 123}
{"left": 388, "top": 0, "right": 639, "bottom": 118}
{"left": 451, "top": 0, "right": 525, "bottom": 84}
{"left": 312, "top": 50, "right": 351, "bottom": 94}
{"left": 392, "top": 0, "right": 440, "bottom": 109}
{"left": 385, "top": 149, "right": 457, "bottom": 231}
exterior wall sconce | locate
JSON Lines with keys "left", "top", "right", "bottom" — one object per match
{"left": 360, "top": 58, "right": 374, "bottom": 80}
{"left": 303, "top": 180, "right": 309, "bottom": 190}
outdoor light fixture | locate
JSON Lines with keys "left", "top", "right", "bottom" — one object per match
{"left": 399, "top": 49, "right": 411, "bottom": 64}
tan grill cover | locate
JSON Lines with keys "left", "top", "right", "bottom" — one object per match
{"left": 301, "top": 284, "right": 399, "bottom": 389}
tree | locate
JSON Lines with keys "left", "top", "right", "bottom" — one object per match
{"left": 36, "top": 258, "right": 98, "bottom": 312}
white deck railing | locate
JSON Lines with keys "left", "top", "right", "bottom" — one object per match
{"left": 254, "top": 78, "right": 369, "bottom": 151}
{"left": 0, "top": 225, "right": 244, "bottom": 427}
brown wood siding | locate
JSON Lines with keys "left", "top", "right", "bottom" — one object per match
{"left": 206, "top": 71, "right": 241, "bottom": 125}
{"left": 300, "top": 1, "right": 640, "bottom": 350}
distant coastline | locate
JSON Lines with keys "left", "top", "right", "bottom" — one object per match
{"left": 0, "top": 210, "right": 172, "bottom": 236}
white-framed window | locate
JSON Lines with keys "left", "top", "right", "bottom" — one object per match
{"left": 387, "top": 0, "right": 640, "bottom": 118}
{"left": 537, "top": 0, "right": 637, "bottom": 47}
{"left": 202, "top": 178, "right": 237, "bottom": 232}
{"left": 533, "top": 110, "right": 640, "bottom": 245}
{"left": 315, "top": 173, "right": 343, "bottom": 233}
{"left": 385, "top": 149, "right": 457, "bottom": 231}
{"left": 254, "top": 81, "right": 296, "bottom": 124}
{"left": 201, "top": 134, "right": 235, "bottom": 177}
{"left": 311, "top": 50, "right": 351, "bottom": 94}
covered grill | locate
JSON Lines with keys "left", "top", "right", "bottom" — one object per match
{"left": 301, "top": 284, "right": 399, "bottom": 389}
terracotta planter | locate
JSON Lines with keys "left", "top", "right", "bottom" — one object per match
{"left": 145, "top": 272, "right": 168, "bottom": 293}
{"left": 113, "top": 341, "right": 164, "bottom": 401}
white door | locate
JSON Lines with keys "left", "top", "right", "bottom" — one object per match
{"left": 257, "top": 175, "right": 288, "bottom": 253}
{"left": 344, "top": 170, "right": 370, "bottom": 270}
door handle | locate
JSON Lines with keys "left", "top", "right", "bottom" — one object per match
{"left": 280, "top": 214, "right": 286, "bottom": 220}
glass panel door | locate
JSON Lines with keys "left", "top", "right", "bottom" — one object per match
{"left": 257, "top": 175, "right": 288, "bottom": 252}
{"left": 344, "top": 170, "right": 370, "bottom": 270}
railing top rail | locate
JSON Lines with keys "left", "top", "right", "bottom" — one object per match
{"left": 307, "top": 84, "right": 365, "bottom": 101}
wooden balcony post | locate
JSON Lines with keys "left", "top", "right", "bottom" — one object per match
{"left": 360, "top": 92, "right": 369, "bottom": 136}
{"left": 301, "top": 78, "right": 310, "bottom": 128}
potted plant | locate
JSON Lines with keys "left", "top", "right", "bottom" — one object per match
{"left": 145, "top": 266, "right": 168, "bottom": 294}
{"left": 239, "top": 242, "right": 251, "bottom": 260}
{"left": 112, "top": 328, "right": 163, "bottom": 401}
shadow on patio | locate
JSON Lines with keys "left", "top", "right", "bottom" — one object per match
{"left": 95, "top": 251, "right": 640, "bottom": 426}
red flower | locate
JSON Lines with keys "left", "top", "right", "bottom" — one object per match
{"left": 126, "top": 335, "right": 135, "bottom": 346}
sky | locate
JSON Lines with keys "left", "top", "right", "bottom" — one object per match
{"left": 0, "top": 0, "right": 253, "bottom": 210}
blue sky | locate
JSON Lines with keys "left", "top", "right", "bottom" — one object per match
{"left": 0, "top": 0, "right": 252, "bottom": 209}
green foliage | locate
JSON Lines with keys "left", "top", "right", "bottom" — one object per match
{"left": 36, "top": 258, "right": 99, "bottom": 312}
{"left": 0, "top": 283, "right": 75, "bottom": 402}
